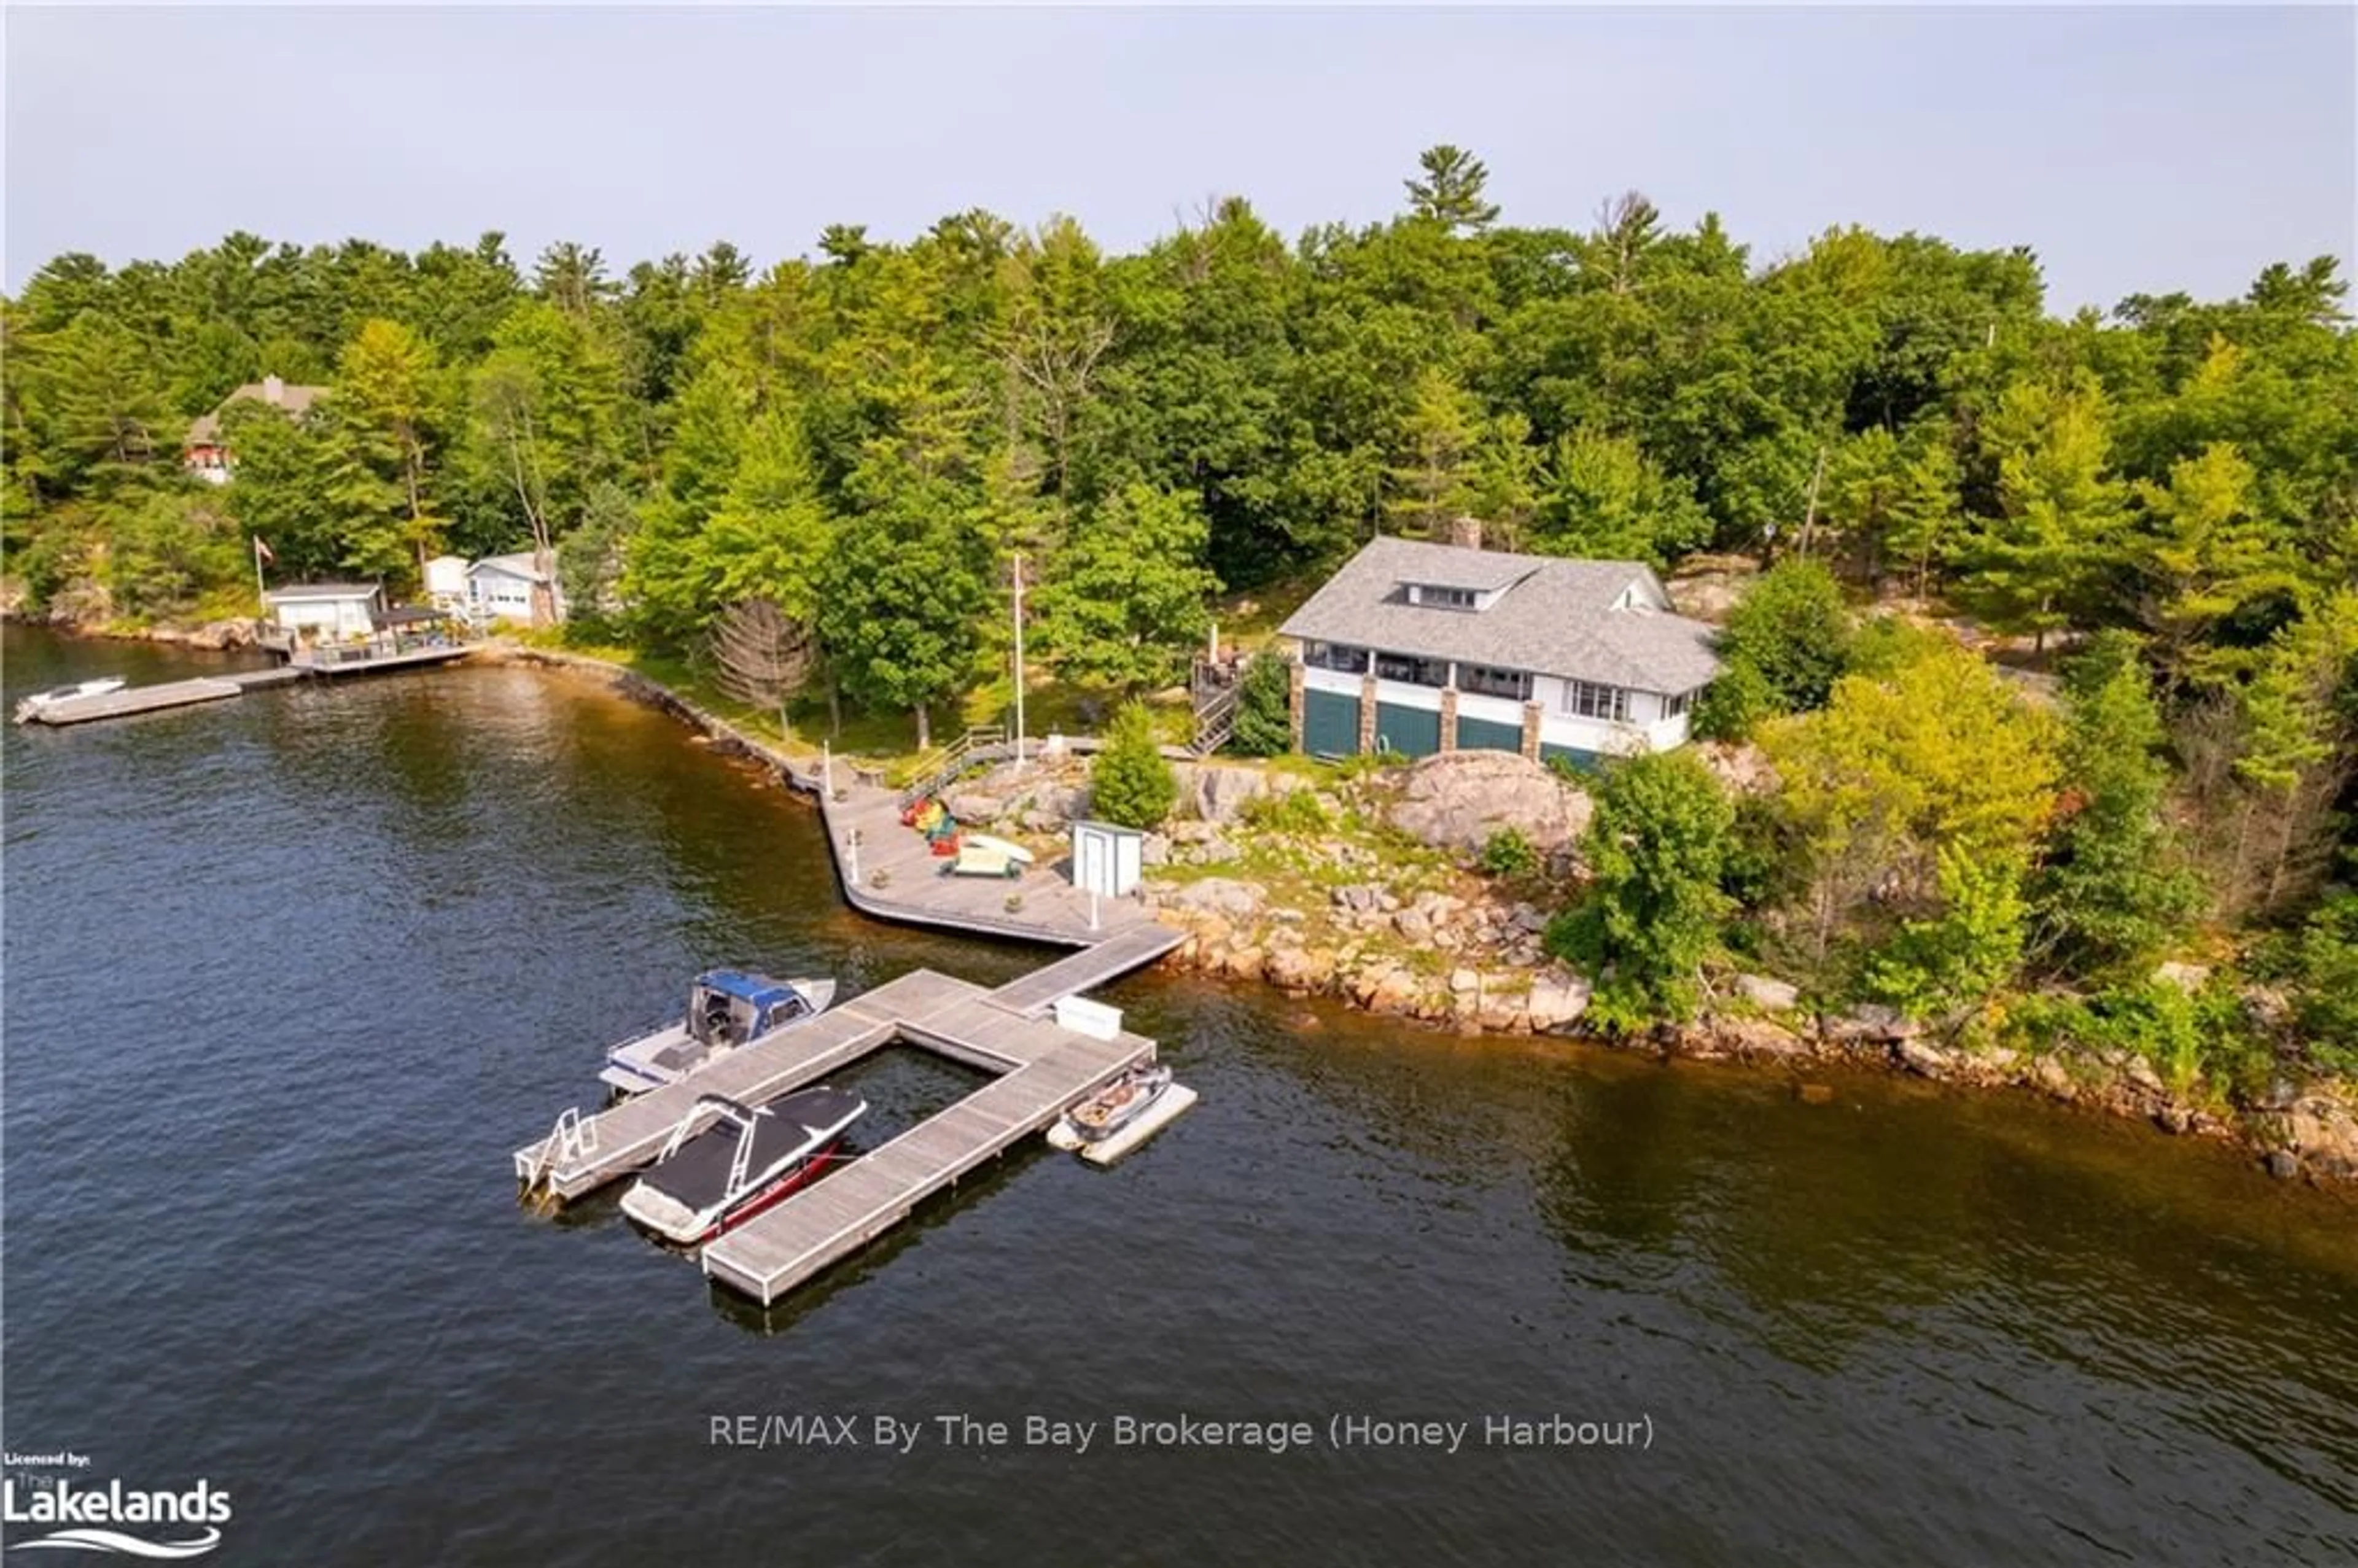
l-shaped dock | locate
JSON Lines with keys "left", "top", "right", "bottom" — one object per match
{"left": 514, "top": 922, "right": 1183, "bottom": 1305}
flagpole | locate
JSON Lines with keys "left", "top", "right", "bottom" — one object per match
{"left": 1011, "top": 551, "right": 1027, "bottom": 774}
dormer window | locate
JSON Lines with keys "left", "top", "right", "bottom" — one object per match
{"left": 1407, "top": 583, "right": 1486, "bottom": 610}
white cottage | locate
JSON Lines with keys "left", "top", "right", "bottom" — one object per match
{"left": 467, "top": 551, "right": 565, "bottom": 626}
{"left": 262, "top": 583, "right": 383, "bottom": 642}
{"left": 1277, "top": 535, "right": 1722, "bottom": 769}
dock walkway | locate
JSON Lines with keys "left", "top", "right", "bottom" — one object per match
{"left": 515, "top": 931, "right": 1179, "bottom": 1304}
{"left": 21, "top": 643, "right": 473, "bottom": 726}
{"left": 815, "top": 768, "right": 1159, "bottom": 947}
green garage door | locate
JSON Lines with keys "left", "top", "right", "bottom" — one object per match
{"left": 1456, "top": 715, "right": 1522, "bottom": 755}
{"left": 1302, "top": 689, "right": 1360, "bottom": 757}
{"left": 1375, "top": 702, "right": 1443, "bottom": 759}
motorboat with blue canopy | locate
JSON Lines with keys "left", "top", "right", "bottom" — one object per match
{"left": 599, "top": 969, "right": 836, "bottom": 1096}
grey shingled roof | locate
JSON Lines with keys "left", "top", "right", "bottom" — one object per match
{"left": 1278, "top": 536, "right": 1723, "bottom": 694}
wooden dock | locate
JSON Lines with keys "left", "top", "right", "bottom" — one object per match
{"left": 20, "top": 643, "right": 473, "bottom": 726}
{"left": 514, "top": 925, "right": 1182, "bottom": 1304}
{"left": 815, "top": 768, "right": 1162, "bottom": 947}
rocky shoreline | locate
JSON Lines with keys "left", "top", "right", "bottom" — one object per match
{"left": 31, "top": 620, "right": 2354, "bottom": 1188}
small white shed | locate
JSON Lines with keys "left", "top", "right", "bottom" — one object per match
{"left": 1070, "top": 820, "right": 1145, "bottom": 899}
{"left": 263, "top": 583, "right": 383, "bottom": 640}
{"left": 422, "top": 555, "right": 470, "bottom": 616}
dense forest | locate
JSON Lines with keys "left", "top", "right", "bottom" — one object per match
{"left": 4, "top": 147, "right": 2352, "bottom": 1084}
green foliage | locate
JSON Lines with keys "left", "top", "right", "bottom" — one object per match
{"left": 1864, "top": 844, "right": 2029, "bottom": 1019}
{"left": 1964, "top": 373, "right": 2126, "bottom": 646}
{"left": 1228, "top": 654, "right": 1294, "bottom": 757}
{"left": 1759, "top": 634, "right": 2060, "bottom": 986}
{"left": 2011, "top": 982, "right": 2270, "bottom": 1102}
{"left": 1032, "top": 481, "right": 1220, "bottom": 693}
{"left": 1530, "top": 427, "right": 1713, "bottom": 567}
{"left": 1701, "top": 559, "right": 1854, "bottom": 737}
{"left": 1240, "top": 786, "right": 1331, "bottom": 836}
{"left": 2031, "top": 631, "right": 2200, "bottom": 977}
{"left": 1089, "top": 701, "right": 1177, "bottom": 829}
{"left": 1545, "top": 750, "right": 1735, "bottom": 1025}
{"left": 1691, "top": 657, "right": 1775, "bottom": 743}
{"left": 815, "top": 473, "right": 990, "bottom": 745}
{"left": 1404, "top": 144, "right": 1500, "bottom": 233}
{"left": 2281, "top": 894, "right": 2358, "bottom": 1075}
{"left": 1477, "top": 826, "right": 1539, "bottom": 880}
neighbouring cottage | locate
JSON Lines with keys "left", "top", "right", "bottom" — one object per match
{"left": 184, "top": 375, "right": 330, "bottom": 484}
{"left": 466, "top": 550, "right": 565, "bottom": 626}
{"left": 263, "top": 582, "right": 383, "bottom": 641}
{"left": 1276, "top": 530, "right": 1722, "bottom": 768}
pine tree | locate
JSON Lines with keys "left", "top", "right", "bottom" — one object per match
{"left": 1404, "top": 145, "right": 1501, "bottom": 233}
{"left": 1088, "top": 701, "right": 1178, "bottom": 829}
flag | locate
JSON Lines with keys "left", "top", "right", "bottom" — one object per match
{"left": 254, "top": 537, "right": 276, "bottom": 565}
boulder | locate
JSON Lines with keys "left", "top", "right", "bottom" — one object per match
{"left": 1449, "top": 967, "right": 1480, "bottom": 993}
{"left": 1168, "top": 877, "right": 1266, "bottom": 920}
{"left": 1141, "top": 833, "right": 1172, "bottom": 867}
{"left": 1332, "top": 883, "right": 1385, "bottom": 915}
{"left": 1714, "top": 1016, "right": 1808, "bottom": 1058}
{"left": 1266, "top": 945, "right": 1334, "bottom": 994}
{"left": 1196, "top": 835, "right": 1240, "bottom": 864}
{"left": 1896, "top": 1039, "right": 1955, "bottom": 1079}
{"left": 946, "top": 790, "right": 1006, "bottom": 825}
{"left": 2151, "top": 960, "right": 2212, "bottom": 994}
{"left": 1524, "top": 968, "right": 1592, "bottom": 1033}
{"left": 1664, "top": 554, "right": 1759, "bottom": 623}
{"left": 1824, "top": 1004, "right": 1921, "bottom": 1046}
{"left": 1694, "top": 741, "right": 1777, "bottom": 797}
{"left": 2265, "top": 1150, "right": 2302, "bottom": 1180}
{"left": 1174, "top": 763, "right": 1301, "bottom": 825}
{"left": 1735, "top": 974, "right": 1801, "bottom": 1013}
{"left": 1384, "top": 751, "right": 1593, "bottom": 856}
{"left": 2278, "top": 1091, "right": 2358, "bottom": 1179}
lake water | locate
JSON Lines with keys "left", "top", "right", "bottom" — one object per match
{"left": 4, "top": 625, "right": 2354, "bottom": 1564}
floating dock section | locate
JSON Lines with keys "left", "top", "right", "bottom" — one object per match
{"left": 515, "top": 925, "right": 1185, "bottom": 1305}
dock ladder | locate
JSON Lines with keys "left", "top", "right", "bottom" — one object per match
{"left": 523, "top": 1105, "right": 597, "bottom": 1196}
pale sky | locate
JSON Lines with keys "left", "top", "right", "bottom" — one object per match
{"left": 4, "top": 5, "right": 2353, "bottom": 314}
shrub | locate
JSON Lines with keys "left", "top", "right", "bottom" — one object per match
{"left": 1229, "top": 654, "right": 1294, "bottom": 756}
{"left": 1544, "top": 751, "right": 1736, "bottom": 1026}
{"left": 1089, "top": 701, "right": 1178, "bottom": 829}
{"left": 1242, "top": 786, "right": 1331, "bottom": 836}
{"left": 1478, "top": 826, "right": 1539, "bottom": 879}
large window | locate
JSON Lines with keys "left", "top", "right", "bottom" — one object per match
{"left": 1664, "top": 690, "right": 1692, "bottom": 718}
{"left": 1374, "top": 651, "right": 1451, "bottom": 688}
{"left": 1304, "top": 642, "right": 1370, "bottom": 674}
{"left": 1460, "top": 664, "right": 1532, "bottom": 701}
{"left": 1413, "top": 584, "right": 1480, "bottom": 610}
{"left": 1563, "top": 680, "right": 1628, "bottom": 723}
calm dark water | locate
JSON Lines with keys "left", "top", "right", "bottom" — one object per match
{"left": 4, "top": 624, "right": 2354, "bottom": 1566}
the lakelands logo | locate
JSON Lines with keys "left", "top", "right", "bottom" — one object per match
{"left": 2, "top": 1473, "right": 232, "bottom": 1559}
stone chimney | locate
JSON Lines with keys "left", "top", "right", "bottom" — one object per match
{"left": 262, "top": 375, "right": 286, "bottom": 406}
{"left": 1447, "top": 515, "right": 1483, "bottom": 552}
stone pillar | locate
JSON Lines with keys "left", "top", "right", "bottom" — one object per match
{"left": 1359, "top": 670, "right": 1380, "bottom": 755}
{"left": 1438, "top": 686, "right": 1459, "bottom": 753}
{"left": 1520, "top": 700, "right": 1544, "bottom": 762}
{"left": 1286, "top": 659, "right": 1305, "bottom": 752}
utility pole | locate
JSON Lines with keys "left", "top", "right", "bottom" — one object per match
{"left": 1011, "top": 552, "right": 1027, "bottom": 772}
